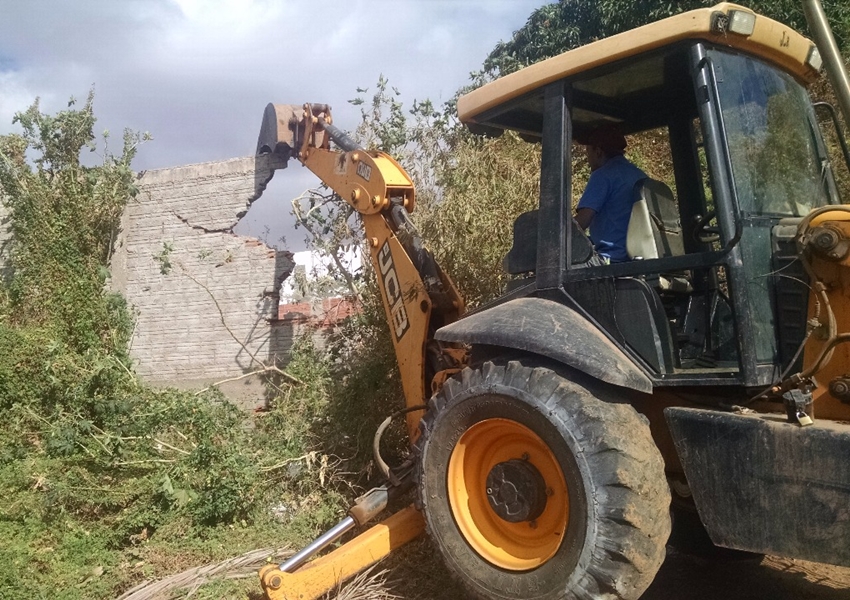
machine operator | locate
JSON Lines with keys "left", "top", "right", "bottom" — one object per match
{"left": 574, "top": 125, "right": 647, "bottom": 263}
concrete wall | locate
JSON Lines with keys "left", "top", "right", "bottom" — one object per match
{"left": 111, "top": 155, "right": 294, "bottom": 405}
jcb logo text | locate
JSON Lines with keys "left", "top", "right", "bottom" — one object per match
{"left": 378, "top": 241, "right": 409, "bottom": 341}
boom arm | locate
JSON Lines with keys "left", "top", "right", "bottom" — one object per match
{"left": 257, "top": 103, "right": 465, "bottom": 439}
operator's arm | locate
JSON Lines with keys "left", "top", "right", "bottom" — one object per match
{"left": 575, "top": 169, "right": 609, "bottom": 231}
{"left": 574, "top": 207, "right": 595, "bottom": 230}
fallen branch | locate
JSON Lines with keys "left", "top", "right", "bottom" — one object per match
{"left": 88, "top": 431, "right": 113, "bottom": 456}
{"left": 112, "top": 354, "right": 138, "bottom": 384}
{"left": 179, "top": 266, "right": 263, "bottom": 369}
{"left": 153, "top": 438, "right": 190, "bottom": 455}
{"left": 75, "top": 440, "right": 98, "bottom": 459}
{"left": 259, "top": 451, "right": 317, "bottom": 473}
{"left": 169, "top": 426, "right": 190, "bottom": 442}
{"left": 195, "top": 364, "right": 303, "bottom": 395}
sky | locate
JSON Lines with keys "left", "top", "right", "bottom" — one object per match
{"left": 0, "top": 0, "right": 548, "bottom": 251}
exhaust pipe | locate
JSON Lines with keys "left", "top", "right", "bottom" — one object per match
{"left": 803, "top": 0, "right": 850, "bottom": 126}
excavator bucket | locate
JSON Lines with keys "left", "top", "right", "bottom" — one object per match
{"left": 256, "top": 103, "right": 302, "bottom": 156}
{"left": 256, "top": 103, "right": 329, "bottom": 157}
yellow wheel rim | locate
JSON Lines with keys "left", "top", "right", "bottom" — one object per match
{"left": 447, "top": 417, "right": 569, "bottom": 571}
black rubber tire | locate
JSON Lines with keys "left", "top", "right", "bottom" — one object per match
{"left": 415, "top": 360, "right": 671, "bottom": 600}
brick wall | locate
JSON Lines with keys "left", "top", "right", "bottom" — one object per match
{"left": 1, "top": 154, "right": 360, "bottom": 408}
{"left": 110, "top": 155, "right": 294, "bottom": 404}
{"left": 278, "top": 297, "right": 360, "bottom": 328}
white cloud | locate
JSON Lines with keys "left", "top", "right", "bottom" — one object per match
{"left": 0, "top": 72, "right": 36, "bottom": 130}
{"left": 0, "top": 0, "right": 547, "bottom": 248}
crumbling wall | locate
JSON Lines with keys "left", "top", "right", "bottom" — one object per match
{"left": 111, "top": 155, "right": 293, "bottom": 405}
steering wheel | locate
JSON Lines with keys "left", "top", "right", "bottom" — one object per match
{"left": 693, "top": 211, "right": 721, "bottom": 244}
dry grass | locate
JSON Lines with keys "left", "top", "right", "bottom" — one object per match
{"left": 110, "top": 534, "right": 850, "bottom": 600}
{"left": 321, "top": 567, "right": 402, "bottom": 600}
{"left": 112, "top": 536, "right": 468, "bottom": 600}
{"left": 115, "top": 547, "right": 291, "bottom": 600}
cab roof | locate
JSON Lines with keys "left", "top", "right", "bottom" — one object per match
{"left": 458, "top": 3, "right": 820, "bottom": 131}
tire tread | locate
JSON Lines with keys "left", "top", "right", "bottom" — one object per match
{"left": 415, "top": 360, "right": 671, "bottom": 600}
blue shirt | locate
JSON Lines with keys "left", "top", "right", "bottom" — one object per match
{"left": 577, "top": 154, "right": 647, "bottom": 262}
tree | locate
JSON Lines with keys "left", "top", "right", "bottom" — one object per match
{"left": 0, "top": 91, "right": 146, "bottom": 355}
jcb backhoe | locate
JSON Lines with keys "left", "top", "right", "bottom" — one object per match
{"left": 255, "top": 3, "right": 850, "bottom": 599}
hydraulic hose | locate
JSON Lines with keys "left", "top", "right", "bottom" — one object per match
{"left": 373, "top": 404, "right": 427, "bottom": 486}
{"left": 317, "top": 117, "right": 362, "bottom": 153}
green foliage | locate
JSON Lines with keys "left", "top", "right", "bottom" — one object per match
{"left": 0, "top": 335, "right": 349, "bottom": 597}
{"left": 351, "top": 75, "right": 409, "bottom": 156}
{"left": 347, "top": 77, "right": 541, "bottom": 307}
{"left": 153, "top": 241, "right": 174, "bottom": 275}
{"left": 416, "top": 131, "right": 540, "bottom": 305}
{"left": 262, "top": 336, "right": 335, "bottom": 456}
{"left": 323, "top": 297, "right": 408, "bottom": 468}
{"left": 0, "top": 95, "right": 352, "bottom": 598}
{"left": 0, "top": 91, "right": 145, "bottom": 355}
{"left": 743, "top": 0, "right": 850, "bottom": 54}
{"left": 290, "top": 189, "right": 362, "bottom": 299}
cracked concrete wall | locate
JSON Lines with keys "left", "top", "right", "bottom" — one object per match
{"left": 111, "top": 155, "right": 293, "bottom": 406}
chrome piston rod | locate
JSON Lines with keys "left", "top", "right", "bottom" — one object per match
{"left": 278, "top": 515, "right": 356, "bottom": 573}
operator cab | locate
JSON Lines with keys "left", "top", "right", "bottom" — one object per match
{"left": 458, "top": 3, "right": 839, "bottom": 388}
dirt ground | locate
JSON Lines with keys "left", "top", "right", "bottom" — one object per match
{"left": 378, "top": 540, "right": 850, "bottom": 600}
{"left": 643, "top": 551, "right": 850, "bottom": 600}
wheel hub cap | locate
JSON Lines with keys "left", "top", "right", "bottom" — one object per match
{"left": 486, "top": 459, "right": 547, "bottom": 523}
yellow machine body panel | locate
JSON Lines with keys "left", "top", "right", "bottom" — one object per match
{"left": 458, "top": 3, "right": 821, "bottom": 125}
{"left": 801, "top": 210, "right": 850, "bottom": 422}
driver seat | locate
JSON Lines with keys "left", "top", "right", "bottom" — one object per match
{"left": 626, "top": 178, "right": 690, "bottom": 293}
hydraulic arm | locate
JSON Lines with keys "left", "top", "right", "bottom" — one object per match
{"left": 258, "top": 102, "right": 464, "bottom": 440}
{"left": 255, "top": 103, "right": 465, "bottom": 599}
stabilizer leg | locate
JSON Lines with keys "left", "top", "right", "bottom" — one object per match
{"left": 259, "top": 505, "right": 424, "bottom": 600}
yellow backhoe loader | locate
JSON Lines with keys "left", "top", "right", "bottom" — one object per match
{"left": 256, "top": 3, "right": 850, "bottom": 599}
